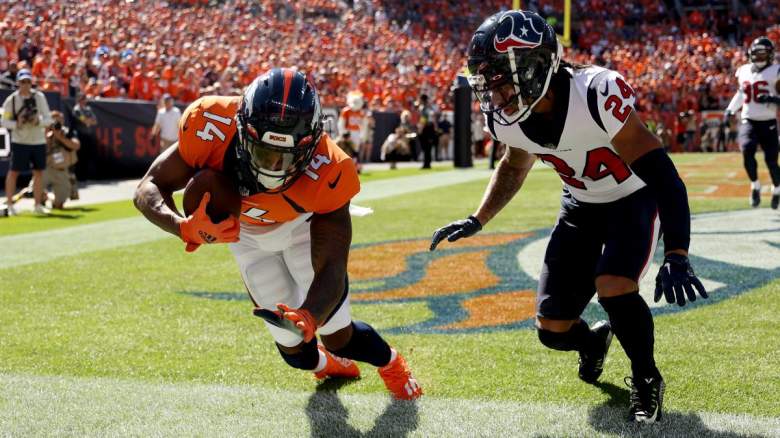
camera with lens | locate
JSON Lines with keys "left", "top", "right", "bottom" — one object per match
{"left": 18, "top": 96, "right": 38, "bottom": 123}
{"left": 52, "top": 121, "right": 62, "bottom": 130}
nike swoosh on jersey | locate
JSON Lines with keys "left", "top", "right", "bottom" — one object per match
{"left": 600, "top": 81, "right": 609, "bottom": 96}
{"left": 328, "top": 171, "right": 342, "bottom": 189}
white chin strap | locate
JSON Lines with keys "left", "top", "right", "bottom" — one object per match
{"left": 754, "top": 60, "right": 768, "bottom": 69}
{"left": 258, "top": 171, "right": 286, "bottom": 190}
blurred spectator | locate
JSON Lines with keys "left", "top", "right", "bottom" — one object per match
{"left": 359, "top": 99, "right": 376, "bottom": 164}
{"left": 100, "top": 76, "right": 123, "bottom": 98}
{"left": 685, "top": 110, "right": 698, "bottom": 152}
{"left": 128, "top": 62, "right": 155, "bottom": 101}
{"left": 416, "top": 94, "right": 437, "bottom": 169}
{"left": 655, "top": 123, "right": 673, "bottom": 151}
{"left": 43, "top": 111, "right": 80, "bottom": 209}
{"left": 381, "top": 125, "right": 413, "bottom": 170}
{"left": 71, "top": 93, "right": 98, "bottom": 197}
{"left": 0, "top": 62, "right": 20, "bottom": 89}
{"left": 2, "top": 69, "right": 52, "bottom": 215}
{"left": 336, "top": 131, "right": 358, "bottom": 157}
{"left": 471, "top": 109, "right": 486, "bottom": 158}
{"left": 335, "top": 131, "right": 360, "bottom": 173}
{"left": 399, "top": 109, "right": 418, "bottom": 158}
{"left": 0, "top": 32, "right": 13, "bottom": 73}
{"left": 338, "top": 91, "right": 367, "bottom": 172}
{"left": 17, "top": 37, "right": 39, "bottom": 67}
{"left": 150, "top": 94, "right": 181, "bottom": 150}
{"left": 436, "top": 113, "right": 451, "bottom": 161}
{"left": 675, "top": 112, "right": 688, "bottom": 152}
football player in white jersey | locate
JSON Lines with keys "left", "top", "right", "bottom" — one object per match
{"left": 430, "top": 10, "right": 707, "bottom": 424}
{"left": 724, "top": 37, "right": 780, "bottom": 209}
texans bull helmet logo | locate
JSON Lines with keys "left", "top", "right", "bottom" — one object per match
{"left": 494, "top": 10, "right": 544, "bottom": 53}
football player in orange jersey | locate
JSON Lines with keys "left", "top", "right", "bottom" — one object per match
{"left": 134, "top": 68, "right": 421, "bottom": 400}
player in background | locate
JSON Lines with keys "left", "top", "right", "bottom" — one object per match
{"left": 338, "top": 91, "right": 367, "bottom": 173}
{"left": 724, "top": 37, "right": 780, "bottom": 209}
{"left": 430, "top": 10, "right": 707, "bottom": 423}
{"left": 134, "top": 68, "right": 421, "bottom": 400}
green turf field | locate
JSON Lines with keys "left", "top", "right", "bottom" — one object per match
{"left": 1, "top": 153, "right": 779, "bottom": 437}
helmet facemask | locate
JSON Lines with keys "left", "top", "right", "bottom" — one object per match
{"left": 236, "top": 112, "right": 318, "bottom": 193}
{"left": 750, "top": 47, "right": 771, "bottom": 69}
{"left": 749, "top": 37, "right": 774, "bottom": 71}
{"left": 468, "top": 43, "right": 561, "bottom": 125}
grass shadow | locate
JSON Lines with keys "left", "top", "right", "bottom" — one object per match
{"left": 588, "top": 381, "right": 767, "bottom": 438}
{"left": 179, "top": 291, "right": 246, "bottom": 301}
{"left": 59, "top": 206, "right": 99, "bottom": 213}
{"left": 33, "top": 211, "right": 82, "bottom": 219}
{"left": 306, "top": 378, "right": 419, "bottom": 438}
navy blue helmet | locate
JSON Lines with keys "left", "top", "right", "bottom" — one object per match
{"left": 235, "top": 68, "right": 323, "bottom": 193}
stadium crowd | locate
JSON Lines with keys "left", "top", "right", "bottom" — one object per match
{"left": 0, "top": 0, "right": 778, "bottom": 151}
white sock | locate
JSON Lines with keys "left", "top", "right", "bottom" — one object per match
{"left": 774, "top": 186, "right": 780, "bottom": 195}
{"left": 313, "top": 349, "right": 327, "bottom": 373}
{"left": 388, "top": 348, "right": 398, "bottom": 364}
{"left": 751, "top": 181, "right": 761, "bottom": 191}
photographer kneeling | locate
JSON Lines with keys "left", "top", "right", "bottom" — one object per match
{"left": 43, "top": 111, "right": 80, "bottom": 209}
{"left": 381, "top": 126, "right": 413, "bottom": 170}
{"left": 2, "top": 69, "right": 53, "bottom": 215}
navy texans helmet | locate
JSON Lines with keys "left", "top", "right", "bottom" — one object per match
{"left": 467, "top": 10, "right": 562, "bottom": 125}
{"left": 236, "top": 68, "right": 323, "bottom": 193}
{"left": 748, "top": 37, "right": 775, "bottom": 70}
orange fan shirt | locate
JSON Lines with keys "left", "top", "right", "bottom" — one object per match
{"left": 177, "top": 96, "right": 360, "bottom": 226}
{"left": 339, "top": 107, "right": 365, "bottom": 132}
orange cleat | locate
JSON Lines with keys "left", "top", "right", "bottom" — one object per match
{"left": 313, "top": 345, "right": 361, "bottom": 380}
{"left": 377, "top": 349, "right": 422, "bottom": 400}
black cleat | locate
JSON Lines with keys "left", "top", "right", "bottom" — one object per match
{"left": 771, "top": 193, "right": 779, "bottom": 210}
{"left": 625, "top": 376, "right": 665, "bottom": 424}
{"left": 578, "top": 320, "right": 613, "bottom": 384}
{"left": 751, "top": 188, "right": 761, "bottom": 208}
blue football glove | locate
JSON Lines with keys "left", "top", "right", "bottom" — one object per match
{"left": 654, "top": 253, "right": 708, "bottom": 306}
{"left": 430, "top": 216, "right": 482, "bottom": 251}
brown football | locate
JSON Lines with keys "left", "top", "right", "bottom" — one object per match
{"left": 182, "top": 169, "right": 242, "bottom": 223}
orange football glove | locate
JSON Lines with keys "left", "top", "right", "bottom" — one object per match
{"left": 179, "top": 192, "right": 240, "bottom": 252}
{"left": 277, "top": 303, "right": 318, "bottom": 343}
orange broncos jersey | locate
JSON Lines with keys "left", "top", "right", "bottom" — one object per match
{"left": 339, "top": 107, "right": 366, "bottom": 132}
{"left": 178, "top": 96, "right": 360, "bottom": 226}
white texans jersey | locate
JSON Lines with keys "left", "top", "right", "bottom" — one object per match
{"left": 733, "top": 63, "right": 780, "bottom": 121}
{"left": 487, "top": 66, "right": 645, "bottom": 203}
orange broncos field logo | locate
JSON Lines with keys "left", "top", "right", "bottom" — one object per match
{"left": 187, "top": 208, "right": 780, "bottom": 335}
{"left": 348, "top": 233, "right": 540, "bottom": 333}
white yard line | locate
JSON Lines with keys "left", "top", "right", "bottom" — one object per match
{"left": 1, "top": 373, "right": 777, "bottom": 437}
{"left": 355, "top": 167, "right": 493, "bottom": 201}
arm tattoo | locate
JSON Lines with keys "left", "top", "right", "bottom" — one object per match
{"left": 476, "top": 156, "right": 531, "bottom": 224}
